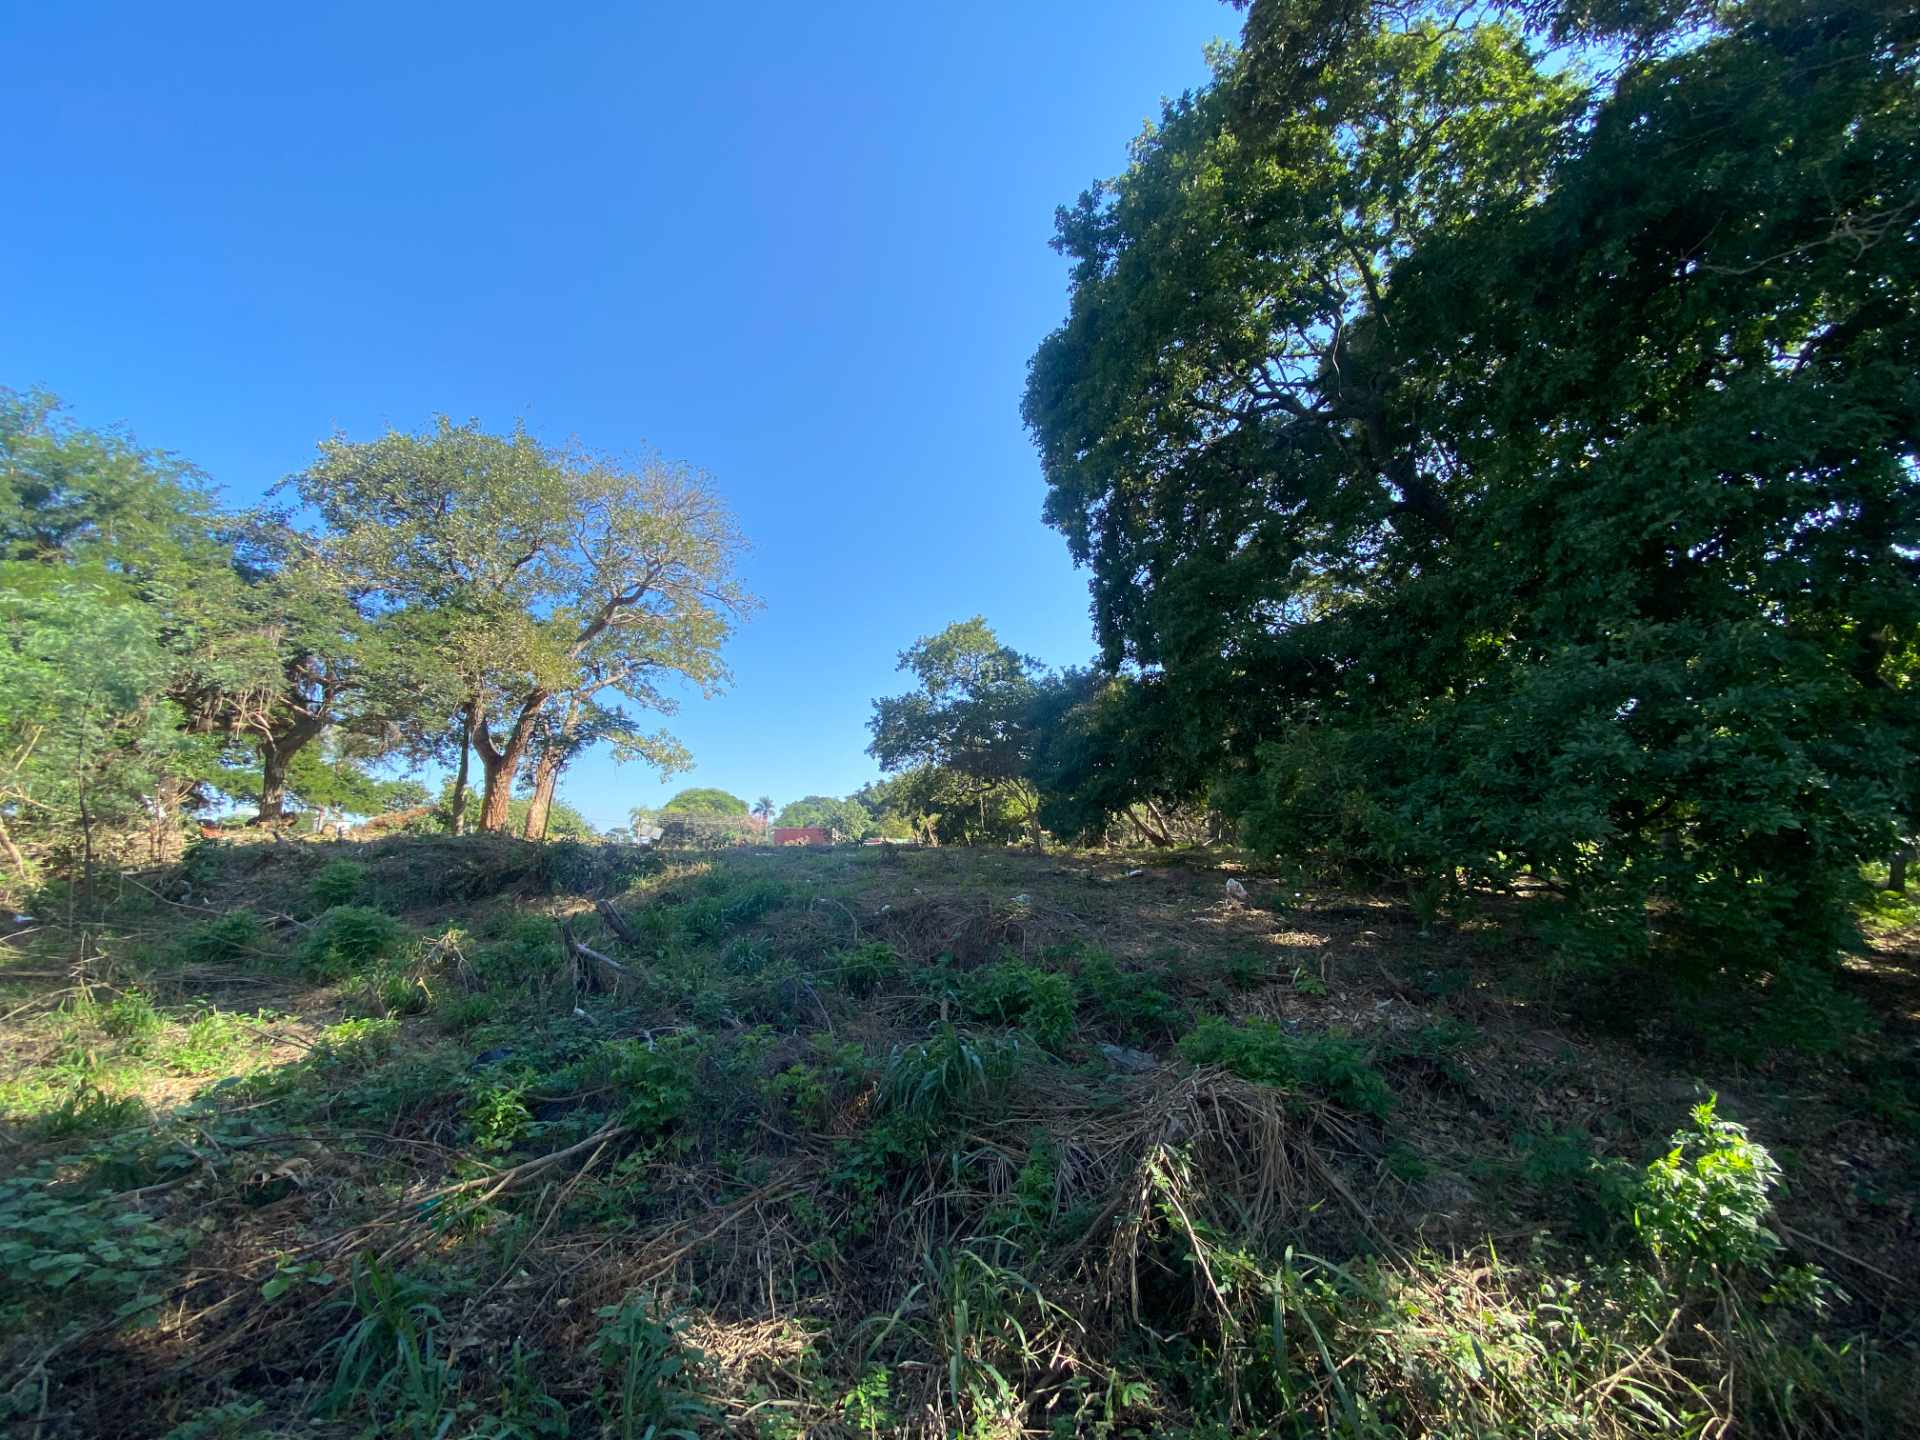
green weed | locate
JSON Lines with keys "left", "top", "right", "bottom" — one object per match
{"left": 830, "top": 939, "right": 900, "bottom": 996}
{"left": 100, "top": 990, "right": 162, "bottom": 1041}
{"left": 1081, "top": 951, "right": 1184, "bottom": 1041}
{"left": 963, "top": 957, "right": 1074, "bottom": 1048}
{"left": 318, "top": 1257, "right": 459, "bottom": 1439}
{"left": 310, "top": 858, "right": 370, "bottom": 910}
{"left": 160, "top": 1009, "right": 255, "bottom": 1074}
{"left": 589, "top": 1291, "right": 715, "bottom": 1440}
{"left": 301, "top": 905, "right": 409, "bottom": 980}
{"left": 31, "top": 1084, "right": 148, "bottom": 1139}
{"left": 881, "top": 1025, "right": 1022, "bottom": 1122}
{"left": 1635, "top": 1095, "right": 1783, "bottom": 1280}
{"left": 1177, "top": 1017, "right": 1391, "bottom": 1118}
{"left": 170, "top": 911, "right": 264, "bottom": 965}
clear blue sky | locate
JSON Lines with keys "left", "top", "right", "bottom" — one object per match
{"left": 0, "top": 1, "right": 1228, "bottom": 830}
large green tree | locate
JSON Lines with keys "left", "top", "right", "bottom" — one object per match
{"left": 289, "top": 419, "right": 753, "bottom": 832}
{"left": 773, "top": 793, "right": 873, "bottom": 842}
{"left": 0, "top": 391, "right": 230, "bottom": 882}
{"left": 869, "top": 618, "right": 1049, "bottom": 849}
{"left": 1025, "top": 0, "right": 1919, "bottom": 968}
{"left": 661, "top": 787, "right": 749, "bottom": 816}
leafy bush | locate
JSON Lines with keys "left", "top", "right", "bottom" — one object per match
{"left": 468, "top": 914, "right": 561, "bottom": 993}
{"left": 961, "top": 957, "right": 1074, "bottom": 1048}
{"left": 762, "top": 1036, "right": 872, "bottom": 1129}
{"left": 1177, "top": 1017, "right": 1392, "bottom": 1118}
{"left": 435, "top": 991, "right": 499, "bottom": 1032}
{"left": 466, "top": 1080, "right": 531, "bottom": 1151}
{"left": 830, "top": 940, "right": 900, "bottom": 996}
{"left": 310, "top": 858, "right": 369, "bottom": 910}
{"left": 603, "top": 1036, "right": 698, "bottom": 1135}
{"left": 1634, "top": 1096, "right": 1783, "bottom": 1279}
{"left": 301, "top": 905, "right": 408, "bottom": 980}
{"left": 171, "top": 911, "right": 263, "bottom": 965}
{"left": 1081, "top": 951, "right": 1183, "bottom": 1041}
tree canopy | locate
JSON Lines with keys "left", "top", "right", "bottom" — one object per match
{"left": 661, "top": 787, "right": 750, "bottom": 817}
{"left": 286, "top": 418, "right": 753, "bottom": 834}
{"left": 0, "top": 395, "right": 753, "bottom": 888}
{"left": 1023, "top": 0, "right": 1919, "bottom": 968}
{"left": 869, "top": 618, "right": 1050, "bottom": 849}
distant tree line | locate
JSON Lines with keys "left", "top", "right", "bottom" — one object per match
{"left": 0, "top": 394, "right": 751, "bottom": 890}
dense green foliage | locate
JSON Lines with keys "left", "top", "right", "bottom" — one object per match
{"left": 773, "top": 793, "right": 874, "bottom": 840}
{"left": 1021, "top": 0, "right": 1920, "bottom": 973}
{"left": 0, "top": 396, "right": 753, "bottom": 894}
{"left": 869, "top": 618, "right": 1050, "bottom": 848}
{"left": 659, "top": 787, "right": 749, "bottom": 817}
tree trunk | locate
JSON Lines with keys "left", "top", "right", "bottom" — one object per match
{"left": 257, "top": 716, "right": 324, "bottom": 825}
{"left": 522, "top": 750, "right": 562, "bottom": 841}
{"left": 448, "top": 705, "right": 474, "bottom": 836}
{"left": 1888, "top": 845, "right": 1912, "bottom": 894}
{"left": 472, "top": 691, "right": 547, "bottom": 833}
{"left": 259, "top": 741, "right": 293, "bottom": 823}
{"left": 475, "top": 746, "right": 522, "bottom": 833}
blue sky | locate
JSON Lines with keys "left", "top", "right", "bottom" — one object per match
{"left": 0, "top": 1, "right": 1228, "bottom": 830}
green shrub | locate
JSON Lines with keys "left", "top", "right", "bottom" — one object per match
{"left": 604, "top": 1036, "right": 698, "bottom": 1134}
{"left": 1177, "top": 1016, "right": 1391, "bottom": 1118}
{"left": 830, "top": 940, "right": 900, "bottom": 996}
{"left": 171, "top": 911, "right": 263, "bottom": 965}
{"left": 1081, "top": 952, "right": 1183, "bottom": 1041}
{"left": 469, "top": 915, "right": 561, "bottom": 993}
{"left": 435, "top": 991, "right": 500, "bottom": 1032}
{"left": 465, "top": 1080, "right": 531, "bottom": 1151}
{"left": 962, "top": 958, "right": 1074, "bottom": 1048}
{"left": 1635, "top": 1096, "right": 1783, "bottom": 1279}
{"left": 310, "top": 858, "right": 370, "bottom": 911}
{"left": 301, "top": 906, "right": 408, "bottom": 980}
{"left": 101, "top": 991, "right": 162, "bottom": 1041}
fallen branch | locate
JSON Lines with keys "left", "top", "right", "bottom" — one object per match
{"left": 594, "top": 898, "right": 640, "bottom": 946}
{"left": 302, "top": 1120, "right": 636, "bottom": 1262}
{"left": 560, "top": 925, "right": 641, "bottom": 990}
{"left": 559, "top": 917, "right": 636, "bottom": 979}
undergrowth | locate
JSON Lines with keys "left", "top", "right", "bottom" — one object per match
{"left": 0, "top": 839, "right": 1911, "bottom": 1438}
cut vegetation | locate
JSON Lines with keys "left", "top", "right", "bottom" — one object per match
{"left": 3, "top": 835, "right": 1915, "bottom": 1438}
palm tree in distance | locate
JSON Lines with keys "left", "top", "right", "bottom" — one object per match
{"left": 753, "top": 795, "right": 775, "bottom": 844}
